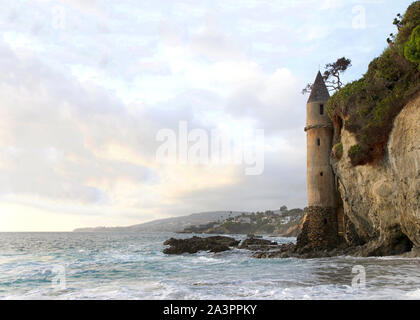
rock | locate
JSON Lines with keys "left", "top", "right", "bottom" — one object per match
{"left": 163, "top": 236, "right": 240, "bottom": 254}
{"left": 282, "top": 223, "right": 300, "bottom": 237}
{"left": 331, "top": 94, "right": 420, "bottom": 255}
{"left": 252, "top": 243, "right": 296, "bottom": 258}
{"left": 239, "top": 236, "right": 278, "bottom": 250}
{"left": 401, "top": 246, "right": 420, "bottom": 258}
{"left": 247, "top": 234, "right": 262, "bottom": 238}
{"left": 251, "top": 241, "right": 373, "bottom": 259}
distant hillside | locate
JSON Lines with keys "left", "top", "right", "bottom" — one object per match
{"left": 73, "top": 211, "right": 247, "bottom": 233}
{"left": 179, "top": 207, "right": 305, "bottom": 237}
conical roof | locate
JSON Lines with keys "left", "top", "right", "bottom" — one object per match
{"left": 307, "top": 71, "right": 330, "bottom": 103}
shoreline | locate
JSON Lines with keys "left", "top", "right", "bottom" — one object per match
{"left": 163, "top": 234, "right": 420, "bottom": 259}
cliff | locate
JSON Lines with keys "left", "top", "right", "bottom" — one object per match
{"left": 290, "top": 2, "right": 420, "bottom": 258}
{"left": 333, "top": 93, "right": 420, "bottom": 256}
{"left": 322, "top": 2, "right": 420, "bottom": 257}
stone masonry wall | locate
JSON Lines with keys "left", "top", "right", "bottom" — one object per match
{"left": 296, "top": 206, "right": 341, "bottom": 250}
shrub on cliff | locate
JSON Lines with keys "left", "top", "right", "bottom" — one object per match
{"left": 332, "top": 142, "right": 343, "bottom": 160}
{"left": 327, "top": 1, "right": 420, "bottom": 166}
{"left": 348, "top": 144, "right": 368, "bottom": 166}
{"left": 404, "top": 25, "right": 420, "bottom": 67}
{"left": 395, "top": 1, "right": 420, "bottom": 44}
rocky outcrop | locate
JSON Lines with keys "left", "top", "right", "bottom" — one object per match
{"left": 238, "top": 236, "right": 278, "bottom": 250}
{"left": 163, "top": 236, "right": 240, "bottom": 254}
{"left": 252, "top": 243, "right": 353, "bottom": 259}
{"left": 281, "top": 223, "right": 301, "bottom": 237}
{"left": 332, "top": 93, "right": 420, "bottom": 256}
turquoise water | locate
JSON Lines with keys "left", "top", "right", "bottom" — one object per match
{"left": 0, "top": 232, "right": 419, "bottom": 300}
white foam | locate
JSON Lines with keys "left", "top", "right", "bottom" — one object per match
{"left": 406, "top": 289, "right": 420, "bottom": 299}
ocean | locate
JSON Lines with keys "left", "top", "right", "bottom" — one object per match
{"left": 0, "top": 232, "right": 419, "bottom": 300}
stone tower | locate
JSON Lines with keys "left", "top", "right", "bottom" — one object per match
{"left": 297, "top": 71, "right": 341, "bottom": 250}
{"left": 305, "top": 71, "right": 336, "bottom": 207}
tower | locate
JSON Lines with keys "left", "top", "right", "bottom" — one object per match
{"left": 297, "top": 71, "right": 341, "bottom": 250}
{"left": 305, "top": 71, "right": 336, "bottom": 208}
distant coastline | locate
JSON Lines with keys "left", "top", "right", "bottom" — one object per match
{"left": 176, "top": 207, "right": 304, "bottom": 237}
{"left": 73, "top": 207, "right": 304, "bottom": 237}
{"left": 73, "top": 211, "right": 247, "bottom": 233}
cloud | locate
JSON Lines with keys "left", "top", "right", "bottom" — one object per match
{"left": 153, "top": 22, "right": 306, "bottom": 134}
{"left": 0, "top": 38, "right": 255, "bottom": 227}
{"left": 224, "top": 67, "right": 306, "bottom": 132}
{"left": 1, "top": 0, "right": 413, "bottom": 231}
{"left": 56, "top": 0, "right": 102, "bottom": 16}
{"left": 174, "top": 149, "right": 307, "bottom": 213}
{"left": 0, "top": 1, "right": 308, "bottom": 231}
{"left": 0, "top": 41, "right": 157, "bottom": 206}
{"left": 189, "top": 15, "right": 244, "bottom": 62}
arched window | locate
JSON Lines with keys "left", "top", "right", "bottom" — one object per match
{"left": 320, "top": 172, "right": 323, "bottom": 176}
{"left": 317, "top": 138, "right": 320, "bottom": 146}
{"left": 320, "top": 104, "right": 324, "bottom": 115}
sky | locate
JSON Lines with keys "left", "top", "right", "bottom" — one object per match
{"left": 0, "top": 0, "right": 414, "bottom": 231}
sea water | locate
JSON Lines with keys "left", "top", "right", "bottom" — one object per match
{"left": 0, "top": 232, "right": 419, "bottom": 300}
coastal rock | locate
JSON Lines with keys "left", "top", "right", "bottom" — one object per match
{"left": 238, "top": 236, "right": 278, "bottom": 250}
{"left": 163, "top": 236, "right": 240, "bottom": 254}
{"left": 252, "top": 242, "right": 363, "bottom": 259}
{"left": 252, "top": 243, "right": 297, "bottom": 258}
{"left": 332, "top": 94, "right": 420, "bottom": 256}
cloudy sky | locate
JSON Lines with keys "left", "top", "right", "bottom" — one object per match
{"left": 0, "top": 0, "right": 413, "bottom": 231}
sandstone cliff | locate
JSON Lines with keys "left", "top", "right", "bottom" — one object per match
{"left": 332, "top": 93, "right": 420, "bottom": 256}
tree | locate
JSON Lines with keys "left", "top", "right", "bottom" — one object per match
{"left": 387, "top": 13, "right": 403, "bottom": 44}
{"left": 393, "top": 13, "right": 403, "bottom": 29}
{"left": 404, "top": 25, "right": 420, "bottom": 68}
{"left": 302, "top": 57, "right": 352, "bottom": 94}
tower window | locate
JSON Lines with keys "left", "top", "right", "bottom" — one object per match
{"left": 320, "top": 104, "right": 324, "bottom": 115}
{"left": 317, "top": 138, "right": 320, "bottom": 146}
{"left": 320, "top": 172, "right": 323, "bottom": 176}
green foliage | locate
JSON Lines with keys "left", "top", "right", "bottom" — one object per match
{"left": 348, "top": 144, "right": 368, "bottom": 166}
{"left": 404, "top": 25, "right": 420, "bottom": 67}
{"left": 326, "top": 2, "right": 420, "bottom": 166}
{"left": 333, "top": 143, "right": 343, "bottom": 160}
{"left": 257, "top": 224, "right": 275, "bottom": 234}
{"left": 221, "top": 221, "right": 254, "bottom": 234}
{"left": 395, "top": 2, "right": 420, "bottom": 45}
{"left": 348, "top": 144, "right": 361, "bottom": 156}
{"left": 375, "top": 48, "right": 404, "bottom": 82}
{"left": 327, "top": 79, "right": 367, "bottom": 119}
